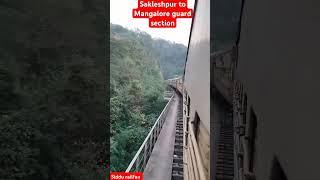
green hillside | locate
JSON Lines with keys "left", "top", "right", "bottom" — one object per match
{"left": 111, "top": 24, "right": 187, "bottom": 80}
{"left": 0, "top": 1, "right": 107, "bottom": 179}
{"left": 110, "top": 24, "right": 167, "bottom": 171}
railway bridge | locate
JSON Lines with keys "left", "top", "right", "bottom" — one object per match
{"left": 121, "top": 0, "right": 320, "bottom": 178}
{"left": 124, "top": 45, "right": 236, "bottom": 180}
{"left": 125, "top": 78, "right": 185, "bottom": 180}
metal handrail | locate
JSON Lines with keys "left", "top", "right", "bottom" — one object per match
{"left": 125, "top": 94, "right": 175, "bottom": 172}
{"left": 184, "top": 120, "right": 207, "bottom": 180}
{"left": 233, "top": 80, "right": 256, "bottom": 180}
{"left": 233, "top": 80, "right": 242, "bottom": 180}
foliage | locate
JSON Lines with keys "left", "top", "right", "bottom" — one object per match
{"left": 0, "top": 0, "right": 107, "bottom": 179}
{"left": 111, "top": 24, "right": 187, "bottom": 80}
{"left": 152, "top": 39, "right": 187, "bottom": 79}
{"left": 110, "top": 24, "right": 170, "bottom": 171}
{"left": 211, "top": 0, "right": 242, "bottom": 51}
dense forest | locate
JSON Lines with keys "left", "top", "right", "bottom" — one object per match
{"left": 152, "top": 39, "right": 187, "bottom": 80}
{"left": 110, "top": 24, "right": 186, "bottom": 171}
{"left": 211, "top": 0, "right": 242, "bottom": 51}
{"left": 0, "top": 0, "right": 107, "bottom": 179}
{"left": 111, "top": 24, "right": 187, "bottom": 80}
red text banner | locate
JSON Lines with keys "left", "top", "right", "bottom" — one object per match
{"left": 133, "top": 0, "right": 193, "bottom": 28}
{"left": 110, "top": 172, "right": 143, "bottom": 180}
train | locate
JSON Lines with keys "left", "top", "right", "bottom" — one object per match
{"left": 229, "top": 0, "right": 320, "bottom": 179}
{"left": 167, "top": 76, "right": 183, "bottom": 95}
{"left": 170, "top": 0, "right": 320, "bottom": 179}
{"left": 181, "top": 0, "right": 211, "bottom": 179}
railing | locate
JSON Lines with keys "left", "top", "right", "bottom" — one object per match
{"left": 233, "top": 80, "right": 244, "bottom": 180}
{"left": 164, "top": 90, "right": 174, "bottom": 100}
{"left": 183, "top": 116, "right": 207, "bottom": 180}
{"left": 233, "top": 80, "right": 256, "bottom": 180}
{"left": 125, "top": 94, "right": 175, "bottom": 172}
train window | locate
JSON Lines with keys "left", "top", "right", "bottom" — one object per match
{"left": 193, "top": 112, "right": 200, "bottom": 140}
{"left": 186, "top": 96, "right": 191, "bottom": 133}
{"left": 243, "top": 94, "right": 247, "bottom": 124}
{"left": 187, "top": 96, "right": 191, "bottom": 117}
{"left": 248, "top": 108, "right": 257, "bottom": 172}
{"left": 184, "top": 92, "right": 188, "bottom": 106}
{"left": 184, "top": 91, "right": 187, "bottom": 101}
{"left": 269, "top": 156, "right": 288, "bottom": 180}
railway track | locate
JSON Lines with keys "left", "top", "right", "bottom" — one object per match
{"left": 171, "top": 94, "right": 184, "bottom": 180}
{"left": 216, "top": 109, "right": 234, "bottom": 180}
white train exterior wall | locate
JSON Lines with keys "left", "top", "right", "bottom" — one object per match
{"left": 183, "top": 0, "right": 210, "bottom": 179}
{"left": 235, "top": 0, "right": 320, "bottom": 179}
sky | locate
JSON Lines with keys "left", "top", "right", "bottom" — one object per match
{"left": 110, "top": 0, "right": 195, "bottom": 46}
